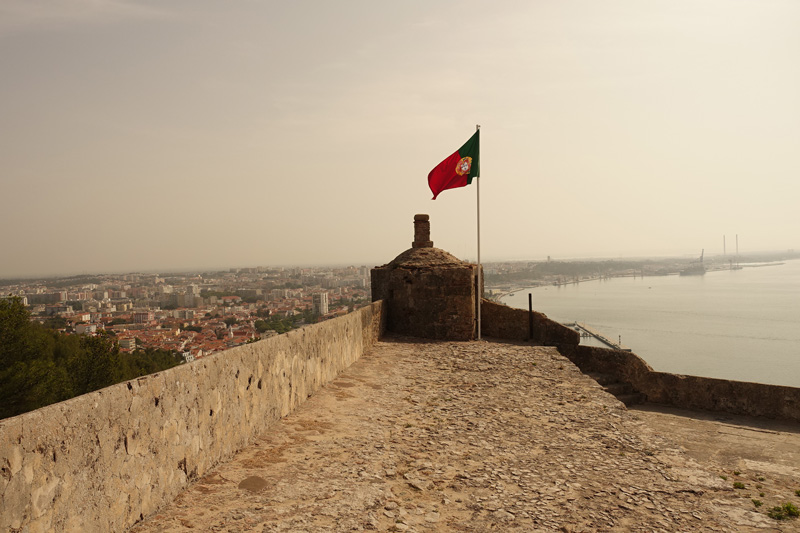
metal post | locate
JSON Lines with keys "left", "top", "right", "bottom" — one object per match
{"left": 476, "top": 124, "right": 482, "bottom": 341}
{"left": 528, "top": 293, "right": 534, "bottom": 341}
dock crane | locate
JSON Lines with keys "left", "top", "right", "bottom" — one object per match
{"left": 680, "top": 249, "right": 706, "bottom": 276}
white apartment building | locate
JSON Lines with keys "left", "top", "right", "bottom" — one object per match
{"left": 311, "top": 292, "right": 329, "bottom": 316}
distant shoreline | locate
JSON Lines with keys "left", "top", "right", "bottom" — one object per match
{"left": 491, "top": 261, "right": 787, "bottom": 304}
{"left": 494, "top": 258, "right": 800, "bottom": 388}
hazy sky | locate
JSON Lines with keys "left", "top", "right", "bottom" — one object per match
{"left": 2, "top": 0, "right": 798, "bottom": 278}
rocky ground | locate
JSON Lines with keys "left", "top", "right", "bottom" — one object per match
{"left": 130, "top": 337, "right": 800, "bottom": 532}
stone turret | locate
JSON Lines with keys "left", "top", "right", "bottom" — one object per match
{"left": 371, "top": 214, "right": 482, "bottom": 340}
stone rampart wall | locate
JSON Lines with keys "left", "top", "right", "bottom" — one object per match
{"left": 0, "top": 301, "right": 384, "bottom": 532}
{"left": 558, "top": 345, "right": 654, "bottom": 385}
{"left": 643, "top": 371, "right": 800, "bottom": 421}
{"left": 482, "top": 301, "right": 800, "bottom": 422}
{"left": 480, "top": 299, "right": 579, "bottom": 345}
{"left": 561, "top": 345, "right": 800, "bottom": 422}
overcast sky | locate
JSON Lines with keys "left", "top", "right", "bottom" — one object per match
{"left": 1, "top": 0, "right": 798, "bottom": 278}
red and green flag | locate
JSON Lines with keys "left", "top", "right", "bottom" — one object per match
{"left": 428, "top": 129, "right": 480, "bottom": 200}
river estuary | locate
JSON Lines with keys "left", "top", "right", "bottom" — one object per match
{"left": 501, "top": 259, "right": 800, "bottom": 387}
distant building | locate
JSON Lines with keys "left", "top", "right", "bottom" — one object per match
{"left": 111, "top": 299, "right": 133, "bottom": 311}
{"left": 133, "top": 311, "right": 155, "bottom": 324}
{"left": 118, "top": 338, "right": 136, "bottom": 350}
{"left": 270, "top": 289, "right": 289, "bottom": 300}
{"left": 237, "top": 288, "right": 262, "bottom": 299}
{"left": 74, "top": 324, "right": 97, "bottom": 335}
{"left": 1, "top": 295, "right": 27, "bottom": 305}
{"left": 157, "top": 285, "right": 173, "bottom": 295}
{"left": 45, "top": 304, "right": 73, "bottom": 316}
{"left": 175, "top": 292, "right": 194, "bottom": 307}
{"left": 26, "top": 292, "right": 66, "bottom": 305}
{"left": 312, "top": 292, "right": 329, "bottom": 316}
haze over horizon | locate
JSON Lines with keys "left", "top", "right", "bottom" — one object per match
{"left": 3, "top": 248, "right": 799, "bottom": 283}
{"left": 2, "top": 0, "right": 799, "bottom": 279}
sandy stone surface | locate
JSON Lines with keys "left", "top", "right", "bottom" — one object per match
{"left": 130, "top": 338, "right": 800, "bottom": 532}
{"left": 630, "top": 405, "right": 800, "bottom": 530}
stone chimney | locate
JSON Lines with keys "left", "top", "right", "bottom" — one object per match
{"left": 412, "top": 214, "right": 433, "bottom": 248}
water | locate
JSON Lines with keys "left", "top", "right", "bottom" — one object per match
{"left": 501, "top": 259, "right": 800, "bottom": 387}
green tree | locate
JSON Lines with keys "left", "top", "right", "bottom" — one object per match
{"left": 0, "top": 297, "right": 36, "bottom": 362}
{"left": 42, "top": 316, "right": 68, "bottom": 330}
{"left": 1, "top": 297, "right": 180, "bottom": 419}
{"left": 116, "top": 348, "right": 182, "bottom": 382}
{"left": 66, "top": 335, "right": 119, "bottom": 396}
{"left": 0, "top": 298, "right": 70, "bottom": 418}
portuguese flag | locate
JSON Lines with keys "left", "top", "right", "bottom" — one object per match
{"left": 428, "top": 129, "right": 480, "bottom": 200}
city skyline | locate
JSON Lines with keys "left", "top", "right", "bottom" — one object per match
{"left": 2, "top": 0, "right": 799, "bottom": 278}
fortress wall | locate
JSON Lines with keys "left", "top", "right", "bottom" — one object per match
{"left": 641, "top": 371, "right": 800, "bottom": 422}
{"left": 0, "top": 301, "right": 384, "bottom": 533}
{"left": 559, "top": 344, "right": 800, "bottom": 422}
{"left": 480, "top": 299, "right": 580, "bottom": 345}
{"left": 558, "top": 345, "right": 654, "bottom": 385}
{"left": 481, "top": 301, "right": 800, "bottom": 422}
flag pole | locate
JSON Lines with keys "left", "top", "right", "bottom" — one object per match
{"left": 476, "top": 124, "right": 482, "bottom": 341}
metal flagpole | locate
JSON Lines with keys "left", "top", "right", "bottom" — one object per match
{"left": 476, "top": 124, "right": 482, "bottom": 340}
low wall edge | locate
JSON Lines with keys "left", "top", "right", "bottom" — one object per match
{"left": 481, "top": 300, "right": 800, "bottom": 423}
{"left": 0, "top": 301, "right": 385, "bottom": 532}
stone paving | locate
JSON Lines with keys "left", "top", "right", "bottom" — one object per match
{"left": 130, "top": 338, "right": 799, "bottom": 532}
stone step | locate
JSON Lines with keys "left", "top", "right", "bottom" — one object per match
{"left": 603, "top": 381, "right": 635, "bottom": 396}
{"left": 585, "top": 372, "right": 645, "bottom": 407}
{"left": 586, "top": 372, "right": 616, "bottom": 386}
{"left": 617, "top": 392, "right": 647, "bottom": 407}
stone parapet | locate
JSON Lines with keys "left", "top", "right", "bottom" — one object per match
{"left": 560, "top": 344, "right": 800, "bottom": 422}
{"left": 0, "top": 301, "right": 384, "bottom": 532}
{"left": 643, "top": 370, "right": 800, "bottom": 422}
{"left": 480, "top": 299, "right": 579, "bottom": 345}
{"left": 558, "top": 344, "right": 654, "bottom": 383}
{"left": 479, "top": 301, "right": 800, "bottom": 422}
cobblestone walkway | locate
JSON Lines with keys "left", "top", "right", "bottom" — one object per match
{"left": 131, "top": 338, "right": 796, "bottom": 532}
